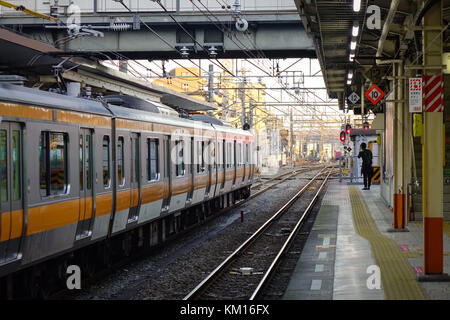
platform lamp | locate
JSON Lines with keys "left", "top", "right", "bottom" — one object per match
{"left": 353, "top": 0, "right": 361, "bottom": 12}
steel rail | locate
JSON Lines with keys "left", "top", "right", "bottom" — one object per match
{"left": 183, "top": 167, "right": 327, "bottom": 300}
{"left": 250, "top": 165, "right": 322, "bottom": 190}
{"left": 249, "top": 170, "right": 332, "bottom": 300}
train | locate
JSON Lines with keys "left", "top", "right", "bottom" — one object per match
{"left": 0, "top": 82, "right": 255, "bottom": 297}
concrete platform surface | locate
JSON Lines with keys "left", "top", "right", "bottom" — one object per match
{"left": 283, "top": 181, "right": 450, "bottom": 300}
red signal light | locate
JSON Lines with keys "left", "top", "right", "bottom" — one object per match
{"left": 340, "top": 131, "right": 346, "bottom": 142}
{"left": 345, "top": 124, "right": 352, "bottom": 134}
{"left": 363, "top": 121, "right": 369, "bottom": 130}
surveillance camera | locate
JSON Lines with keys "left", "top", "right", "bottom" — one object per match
{"left": 236, "top": 18, "right": 248, "bottom": 32}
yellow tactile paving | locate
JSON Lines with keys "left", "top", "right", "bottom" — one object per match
{"left": 348, "top": 186, "right": 428, "bottom": 300}
{"left": 442, "top": 222, "right": 450, "bottom": 237}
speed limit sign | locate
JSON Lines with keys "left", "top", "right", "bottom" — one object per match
{"left": 364, "top": 84, "right": 385, "bottom": 105}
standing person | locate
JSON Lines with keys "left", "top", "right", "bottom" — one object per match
{"left": 358, "top": 142, "right": 373, "bottom": 190}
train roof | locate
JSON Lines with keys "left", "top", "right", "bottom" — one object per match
{"left": 0, "top": 83, "right": 253, "bottom": 138}
{"left": 0, "top": 83, "right": 109, "bottom": 116}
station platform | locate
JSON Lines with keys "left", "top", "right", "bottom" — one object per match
{"left": 283, "top": 181, "right": 450, "bottom": 300}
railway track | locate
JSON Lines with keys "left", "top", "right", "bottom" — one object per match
{"left": 232, "top": 165, "right": 324, "bottom": 208}
{"left": 250, "top": 165, "right": 323, "bottom": 190}
{"left": 183, "top": 168, "right": 331, "bottom": 300}
{"left": 52, "top": 165, "right": 325, "bottom": 300}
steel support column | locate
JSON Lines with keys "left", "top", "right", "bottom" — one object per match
{"left": 403, "top": 61, "right": 413, "bottom": 223}
{"left": 393, "top": 61, "right": 406, "bottom": 229}
{"left": 421, "top": 0, "right": 445, "bottom": 277}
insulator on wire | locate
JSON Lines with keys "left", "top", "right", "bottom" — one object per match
{"left": 110, "top": 23, "right": 131, "bottom": 31}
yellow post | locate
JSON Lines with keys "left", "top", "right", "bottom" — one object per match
{"left": 420, "top": 0, "right": 447, "bottom": 279}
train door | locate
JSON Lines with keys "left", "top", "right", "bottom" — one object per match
{"left": 76, "top": 128, "right": 94, "bottom": 240}
{"left": 128, "top": 133, "right": 140, "bottom": 223}
{"left": 0, "top": 122, "right": 24, "bottom": 262}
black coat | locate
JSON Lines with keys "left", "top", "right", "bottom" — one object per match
{"left": 358, "top": 149, "right": 373, "bottom": 174}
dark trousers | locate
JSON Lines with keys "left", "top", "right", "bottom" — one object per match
{"left": 363, "top": 168, "right": 373, "bottom": 188}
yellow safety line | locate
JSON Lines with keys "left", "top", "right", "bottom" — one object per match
{"left": 348, "top": 186, "right": 428, "bottom": 300}
{"left": 444, "top": 223, "right": 450, "bottom": 238}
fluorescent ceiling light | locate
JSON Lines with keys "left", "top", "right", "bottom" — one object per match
{"left": 350, "top": 41, "right": 357, "bottom": 50}
{"left": 352, "top": 23, "right": 359, "bottom": 37}
{"left": 348, "top": 73, "right": 353, "bottom": 79}
{"left": 353, "top": 0, "right": 361, "bottom": 12}
{"left": 347, "top": 80, "right": 352, "bottom": 85}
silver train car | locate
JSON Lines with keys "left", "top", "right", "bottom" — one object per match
{"left": 0, "top": 83, "right": 254, "bottom": 297}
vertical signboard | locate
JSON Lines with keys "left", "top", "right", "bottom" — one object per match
{"left": 409, "top": 78, "right": 423, "bottom": 113}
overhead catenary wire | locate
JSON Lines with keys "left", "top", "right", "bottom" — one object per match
{"left": 211, "top": 0, "right": 272, "bottom": 65}
{"left": 184, "top": 1, "right": 334, "bottom": 119}
{"left": 114, "top": 0, "right": 241, "bottom": 81}
{"left": 105, "top": 1, "right": 337, "bottom": 123}
{"left": 15, "top": 0, "right": 335, "bottom": 127}
{"left": 113, "top": 0, "right": 333, "bottom": 121}
{"left": 150, "top": 0, "right": 235, "bottom": 77}
{"left": 191, "top": 0, "right": 269, "bottom": 64}
{"left": 17, "top": 0, "right": 337, "bottom": 123}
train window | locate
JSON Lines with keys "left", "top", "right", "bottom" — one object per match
{"left": 102, "top": 136, "right": 110, "bottom": 188}
{"left": 240, "top": 143, "right": 243, "bottom": 167}
{"left": 12, "top": 130, "right": 20, "bottom": 201}
{"left": 209, "top": 140, "right": 214, "bottom": 169}
{"left": 222, "top": 140, "right": 226, "bottom": 170}
{"left": 175, "top": 140, "right": 185, "bottom": 176}
{"left": 117, "top": 137, "right": 125, "bottom": 186}
{"left": 227, "top": 143, "right": 232, "bottom": 169}
{"left": 188, "top": 137, "right": 193, "bottom": 176}
{"left": 164, "top": 138, "right": 170, "bottom": 178}
{"left": 147, "top": 138, "right": 159, "bottom": 181}
{"left": 245, "top": 143, "right": 249, "bottom": 163}
{"left": 235, "top": 142, "right": 239, "bottom": 168}
{"left": 216, "top": 141, "right": 221, "bottom": 170}
{"left": 79, "top": 136, "right": 83, "bottom": 191}
{"left": 197, "top": 141, "right": 205, "bottom": 173}
{"left": 133, "top": 137, "right": 139, "bottom": 183}
{"left": 86, "top": 134, "right": 92, "bottom": 190}
{"left": 40, "top": 132, "right": 68, "bottom": 196}
{"left": 0, "top": 130, "right": 7, "bottom": 202}
{"left": 201, "top": 141, "right": 205, "bottom": 172}
{"left": 238, "top": 144, "right": 240, "bottom": 167}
